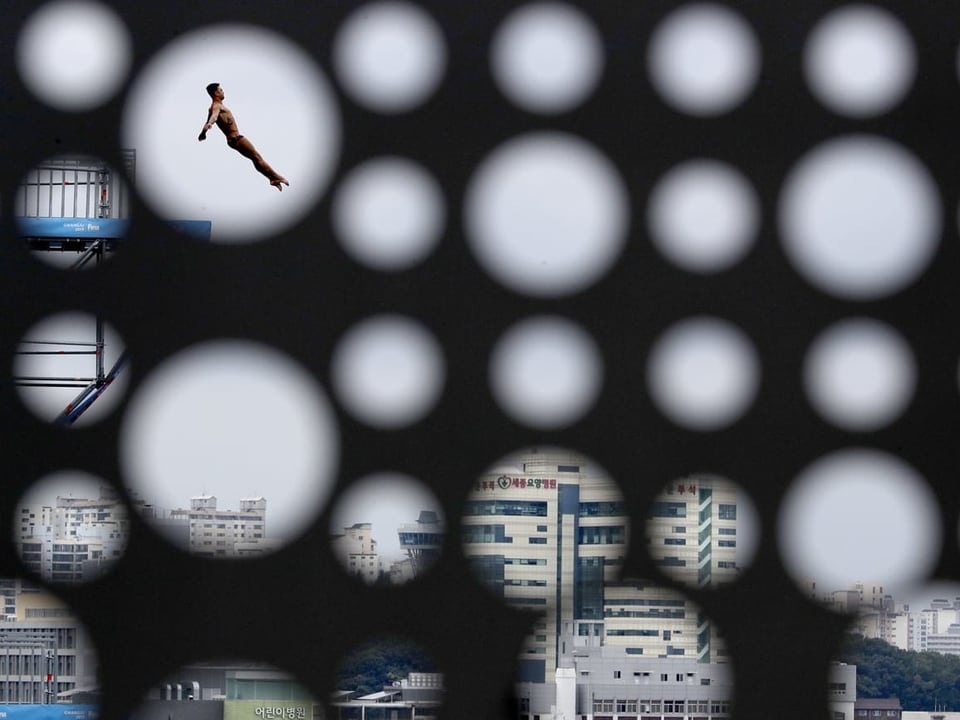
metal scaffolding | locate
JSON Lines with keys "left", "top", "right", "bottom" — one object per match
{"left": 13, "top": 154, "right": 132, "bottom": 425}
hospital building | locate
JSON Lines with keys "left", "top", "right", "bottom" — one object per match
{"left": 461, "top": 449, "right": 740, "bottom": 685}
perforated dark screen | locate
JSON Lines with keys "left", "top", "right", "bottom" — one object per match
{"left": 2, "top": 2, "right": 959, "bottom": 719}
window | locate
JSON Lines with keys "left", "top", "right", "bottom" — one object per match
{"left": 664, "top": 537, "right": 686, "bottom": 545}
{"left": 718, "top": 539, "right": 736, "bottom": 547}
{"left": 463, "top": 500, "right": 548, "bottom": 516}
{"left": 649, "top": 501, "right": 686, "bottom": 518}
{"left": 592, "top": 699, "right": 614, "bottom": 713}
{"left": 528, "top": 537, "right": 547, "bottom": 544}
{"left": 613, "top": 671, "right": 620, "bottom": 679}
{"left": 657, "top": 556, "right": 687, "bottom": 567}
{"left": 660, "top": 674, "right": 668, "bottom": 682}
{"left": 579, "top": 501, "right": 625, "bottom": 516}
{"left": 718, "top": 504, "right": 737, "bottom": 520}
{"left": 462, "top": 524, "right": 513, "bottom": 543}
{"left": 578, "top": 525, "right": 625, "bottom": 544}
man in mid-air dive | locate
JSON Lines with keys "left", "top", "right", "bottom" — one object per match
{"left": 198, "top": 82, "right": 289, "bottom": 191}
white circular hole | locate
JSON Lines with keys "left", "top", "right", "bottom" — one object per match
{"left": 13, "top": 311, "right": 129, "bottom": 427}
{"left": 14, "top": 470, "right": 129, "bottom": 584}
{"left": 778, "top": 449, "right": 941, "bottom": 603}
{"left": 647, "top": 159, "right": 760, "bottom": 273}
{"left": 647, "top": 2, "right": 760, "bottom": 116}
{"left": 491, "top": 1, "right": 604, "bottom": 114}
{"left": 332, "top": 156, "right": 445, "bottom": 271}
{"left": 14, "top": 154, "right": 131, "bottom": 269}
{"left": 489, "top": 315, "right": 603, "bottom": 429}
{"left": 804, "top": 4, "right": 916, "bottom": 118}
{"left": 779, "top": 135, "right": 940, "bottom": 300}
{"left": 333, "top": 1, "right": 446, "bottom": 114}
{"left": 122, "top": 24, "right": 341, "bottom": 242}
{"left": 16, "top": 0, "right": 132, "bottom": 112}
{"left": 331, "top": 315, "right": 445, "bottom": 429}
{"left": 464, "top": 132, "right": 629, "bottom": 297}
{"left": 119, "top": 340, "right": 339, "bottom": 556}
{"left": 645, "top": 475, "right": 760, "bottom": 589}
{"left": 329, "top": 472, "right": 444, "bottom": 584}
{"left": 647, "top": 316, "right": 760, "bottom": 431}
{"left": 804, "top": 318, "right": 916, "bottom": 431}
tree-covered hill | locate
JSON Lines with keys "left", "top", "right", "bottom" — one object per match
{"left": 837, "top": 634, "right": 960, "bottom": 710}
{"left": 336, "top": 637, "right": 437, "bottom": 696}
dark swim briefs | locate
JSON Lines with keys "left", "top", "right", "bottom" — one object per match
{"left": 227, "top": 135, "right": 245, "bottom": 148}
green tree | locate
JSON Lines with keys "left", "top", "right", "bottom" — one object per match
{"left": 838, "top": 634, "right": 960, "bottom": 710}
{"left": 336, "top": 637, "right": 437, "bottom": 696}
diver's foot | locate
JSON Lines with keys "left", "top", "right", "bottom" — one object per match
{"left": 271, "top": 177, "right": 289, "bottom": 191}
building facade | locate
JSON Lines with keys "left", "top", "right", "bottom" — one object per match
{"left": 169, "top": 495, "right": 270, "bottom": 558}
{"left": 461, "top": 450, "right": 741, "bottom": 684}
{"left": 16, "top": 486, "right": 128, "bottom": 583}
{"left": 332, "top": 523, "right": 383, "bottom": 584}
{"left": 515, "top": 650, "right": 735, "bottom": 720}
{"left": 0, "top": 579, "right": 98, "bottom": 704}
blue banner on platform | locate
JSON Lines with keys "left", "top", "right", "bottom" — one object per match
{"left": 15, "top": 218, "right": 212, "bottom": 241}
{"left": 16, "top": 217, "right": 129, "bottom": 239}
{"left": 0, "top": 704, "right": 99, "bottom": 720}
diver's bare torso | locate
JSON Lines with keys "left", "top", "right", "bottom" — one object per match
{"left": 211, "top": 103, "right": 239, "bottom": 142}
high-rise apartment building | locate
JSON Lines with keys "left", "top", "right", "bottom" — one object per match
{"left": 331, "top": 522, "right": 383, "bottom": 583}
{"left": 461, "top": 450, "right": 740, "bottom": 683}
{"left": 16, "top": 486, "right": 129, "bottom": 583}
{"left": 168, "top": 495, "right": 271, "bottom": 558}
